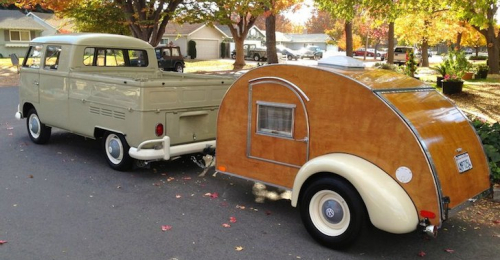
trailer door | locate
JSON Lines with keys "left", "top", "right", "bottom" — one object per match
{"left": 247, "top": 77, "right": 310, "bottom": 168}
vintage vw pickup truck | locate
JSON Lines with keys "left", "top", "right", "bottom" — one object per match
{"left": 215, "top": 56, "right": 491, "bottom": 249}
{"left": 15, "top": 33, "right": 233, "bottom": 170}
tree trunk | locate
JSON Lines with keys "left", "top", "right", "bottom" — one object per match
{"left": 345, "top": 21, "right": 353, "bottom": 57}
{"left": 266, "top": 14, "right": 278, "bottom": 64}
{"left": 421, "top": 39, "right": 429, "bottom": 67}
{"left": 363, "top": 33, "right": 369, "bottom": 60}
{"left": 455, "top": 32, "right": 462, "bottom": 51}
{"left": 388, "top": 22, "right": 395, "bottom": 64}
{"left": 233, "top": 36, "right": 246, "bottom": 70}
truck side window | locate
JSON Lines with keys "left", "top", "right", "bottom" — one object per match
{"left": 128, "top": 50, "right": 148, "bottom": 67}
{"left": 256, "top": 101, "right": 295, "bottom": 138}
{"left": 83, "top": 48, "right": 95, "bottom": 66}
{"left": 23, "top": 45, "right": 43, "bottom": 68}
{"left": 44, "top": 45, "right": 61, "bottom": 70}
{"left": 171, "top": 48, "right": 179, "bottom": 57}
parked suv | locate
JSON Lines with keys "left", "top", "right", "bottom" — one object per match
{"left": 155, "top": 46, "right": 185, "bottom": 73}
{"left": 392, "top": 46, "right": 421, "bottom": 65}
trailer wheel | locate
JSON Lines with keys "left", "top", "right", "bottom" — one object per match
{"left": 103, "top": 132, "right": 133, "bottom": 171}
{"left": 300, "top": 177, "right": 366, "bottom": 249}
{"left": 26, "top": 108, "right": 51, "bottom": 144}
{"left": 253, "top": 54, "right": 260, "bottom": 61}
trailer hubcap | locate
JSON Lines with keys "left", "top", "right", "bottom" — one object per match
{"left": 310, "top": 190, "right": 350, "bottom": 236}
{"left": 322, "top": 200, "right": 344, "bottom": 224}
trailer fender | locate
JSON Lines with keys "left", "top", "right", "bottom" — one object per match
{"left": 292, "top": 153, "right": 419, "bottom": 234}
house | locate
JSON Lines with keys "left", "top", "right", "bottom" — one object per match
{"left": 0, "top": 9, "right": 44, "bottom": 57}
{"left": 162, "top": 23, "right": 228, "bottom": 59}
{"left": 280, "top": 33, "right": 332, "bottom": 51}
{"left": 215, "top": 24, "right": 267, "bottom": 49}
{"left": 26, "top": 12, "right": 74, "bottom": 36}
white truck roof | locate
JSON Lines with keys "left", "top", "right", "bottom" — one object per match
{"left": 31, "top": 33, "right": 152, "bottom": 49}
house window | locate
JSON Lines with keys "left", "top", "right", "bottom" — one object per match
{"left": 257, "top": 101, "right": 295, "bottom": 138}
{"left": 161, "top": 38, "right": 169, "bottom": 45}
{"left": 10, "top": 30, "right": 31, "bottom": 42}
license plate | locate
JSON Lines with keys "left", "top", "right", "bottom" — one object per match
{"left": 455, "top": 153, "right": 473, "bottom": 173}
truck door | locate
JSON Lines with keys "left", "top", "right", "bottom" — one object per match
{"left": 247, "top": 77, "right": 309, "bottom": 167}
{"left": 20, "top": 45, "right": 42, "bottom": 105}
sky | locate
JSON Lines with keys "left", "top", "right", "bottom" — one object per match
{"left": 283, "top": 0, "right": 316, "bottom": 25}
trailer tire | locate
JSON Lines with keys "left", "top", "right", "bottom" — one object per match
{"left": 300, "top": 177, "right": 366, "bottom": 249}
{"left": 103, "top": 132, "right": 133, "bottom": 171}
{"left": 26, "top": 108, "right": 51, "bottom": 144}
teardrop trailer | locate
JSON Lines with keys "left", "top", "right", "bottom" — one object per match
{"left": 214, "top": 57, "right": 491, "bottom": 248}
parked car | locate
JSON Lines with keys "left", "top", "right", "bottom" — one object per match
{"left": 299, "top": 46, "right": 323, "bottom": 60}
{"left": 155, "top": 45, "right": 185, "bottom": 73}
{"left": 354, "top": 48, "right": 385, "bottom": 60}
{"left": 277, "top": 46, "right": 300, "bottom": 60}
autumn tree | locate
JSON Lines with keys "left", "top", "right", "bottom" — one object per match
{"left": 304, "top": 10, "right": 336, "bottom": 34}
{"left": 461, "top": 24, "right": 487, "bottom": 56}
{"left": 177, "top": 0, "right": 264, "bottom": 70}
{"left": 315, "top": 0, "right": 363, "bottom": 57}
{"left": 452, "top": 0, "right": 499, "bottom": 74}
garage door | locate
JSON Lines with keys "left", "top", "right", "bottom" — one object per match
{"left": 194, "top": 39, "right": 218, "bottom": 59}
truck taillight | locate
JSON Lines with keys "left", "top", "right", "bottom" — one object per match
{"left": 155, "top": 123, "right": 164, "bottom": 137}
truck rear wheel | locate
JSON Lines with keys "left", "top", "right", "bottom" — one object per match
{"left": 253, "top": 54, "right": 260, "bottom": 61}
{"left": 103, "top": 132, "right": 133, "bottom": 171}
{"left": 26, "top": 108, "right": 51, "bottom": 144}
{"left": 300, "top": 177, "right": 366, "bottom": 249}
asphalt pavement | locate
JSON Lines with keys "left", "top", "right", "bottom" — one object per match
{"left": 1, "top": 86, "right": 499, "bottom": 259}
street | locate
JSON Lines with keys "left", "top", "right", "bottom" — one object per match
{"left": 0, "top": 86, "right": 498, "bottom": 259}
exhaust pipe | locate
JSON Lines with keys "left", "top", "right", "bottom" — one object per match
{"left": 424, "top": 225, "right": 437, "bottom": 237}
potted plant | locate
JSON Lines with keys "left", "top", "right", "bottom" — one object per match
{"left": 441, "top": 74, "right": 464, "bottom": 94}
{"left": 474, "top": 64, "right": 489, "bottom": 79}
{"left": 431, "top": 63, "right": 446, "bottom": 87}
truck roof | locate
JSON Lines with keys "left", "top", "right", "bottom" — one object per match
{"left": 30, "top": 33, "right": 152, "bottom": 49}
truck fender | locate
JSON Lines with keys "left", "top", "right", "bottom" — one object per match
{"left": 291, "top": 153, "right": 419, "bottom": 234}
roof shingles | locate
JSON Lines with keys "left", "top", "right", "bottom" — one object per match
{"left": 0, "top": 10, "right": 45, "bottom": 30}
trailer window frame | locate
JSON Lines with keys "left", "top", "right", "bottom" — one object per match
{"left": 256, "top": 101, "right": 295, "bottom": 139}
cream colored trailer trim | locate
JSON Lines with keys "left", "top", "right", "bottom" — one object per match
{"left": 291, "top": 153, "right": 419, "bottom": 234}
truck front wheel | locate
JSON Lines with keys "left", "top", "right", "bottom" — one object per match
{"left": 103, "top": 132, "right": 133, "bottom": 171}
{"left": 253, "top": 54, "right": 260, "bottom": 61}
{"left": 26, "top": 108, "right": 51, "bottom": 144}
{"left": 174, "top": 63, "right": 183, "bottom": 73}
{"left": 300, "top": 177, "right": 366, "bottom": 249}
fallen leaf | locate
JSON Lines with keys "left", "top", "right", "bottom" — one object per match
{"left": 7, "top": 127, "right": 13, "bottom": 130}
{"left": 0, "top": 240, "right": 6, "bottom": 245}
{"left": 235, "top": 246, "right": 244, "bottom": 251}
{"left": 444, "top": 249, "right": 454, "bottom": 253}
{"left": 167, "top": 177, "right": 175, "bottom": 182}
{"left": 265, "top": 211, "right": 272, "bottom": 215}
{"left": 229, "top": 217, "right": 237, "bottom": 223}
{"left": 161, "top": 225, "right": 172, "bottom": 231}
{"left": 493, "top": 220, "right": 500, "bottom": 224}
{"left": 28, "top": 175, "right": 33, "bottom": 178}
{"left": 153, "top": 182, "right": 161, "bottom": 186}
{"left": 210, "top": 192, "right": 219, "bottom": 199}
{"left": 236, "top": 205, "right": 246, "bottom": 210}
{"left": 418, "top": 251, "right": 426, "bottom": 257}
{"left": 175, "top": 194, "right": 182, "bottom": 199}
{"left": 204, "top": 192, "right": 212, "bottom": 197}
{"left": 182, "top": 177, "right": 191, "bottom": 180}
{"left": 222, "top": 223, "right": 231, "bottom": 228}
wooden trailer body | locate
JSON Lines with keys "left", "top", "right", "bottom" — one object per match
{"left": 215, "top": 57, "right": 491, "bottom": 248}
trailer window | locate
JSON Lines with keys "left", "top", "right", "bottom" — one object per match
{"left": 257, "top": 101, "right": 295, "bottom": 138}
